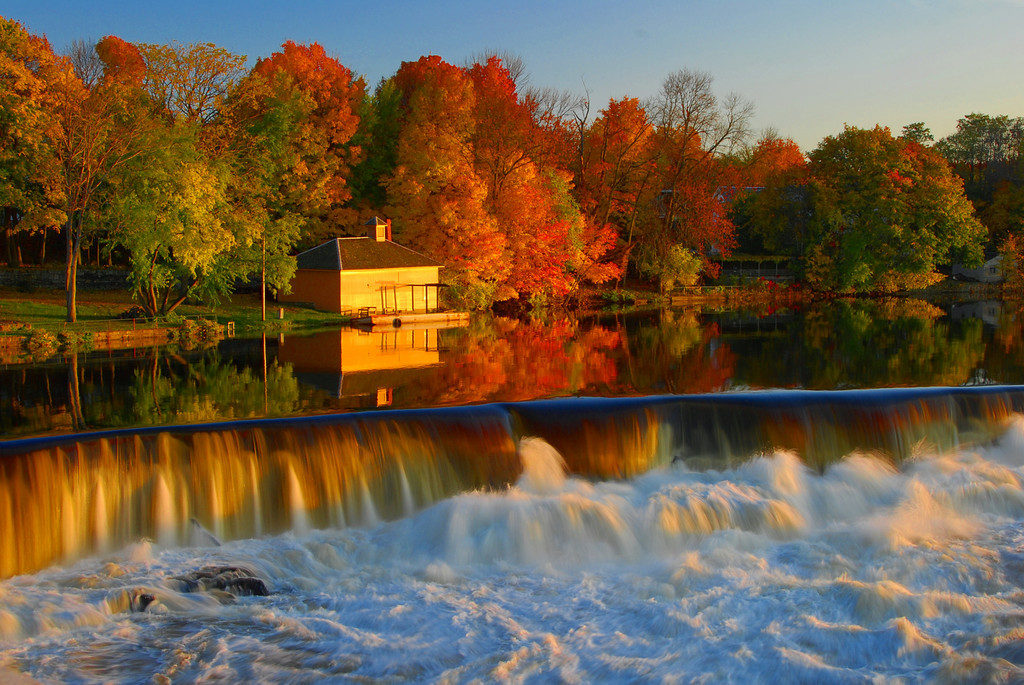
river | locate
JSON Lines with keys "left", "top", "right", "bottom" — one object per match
{"left": 1, "top": 299, "right": 1023, "bottom": 681}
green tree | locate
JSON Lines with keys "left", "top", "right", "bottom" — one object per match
{"left": 800, "top": 126, "right": 985, "bottom": 291}
{"left": 936, "top": 113, "right": 1024, "bottom": 205}
{"left": 349, "top": 77, "right": 403, "bottom": 213}
{"left": 217, "top": 69, "right": 312, "bottom": 319}
{"left": 900, "top": 122, "right": 934, "bottom": 145}
{"left": 102, "top": 127, "right": 239, "bottom": 315}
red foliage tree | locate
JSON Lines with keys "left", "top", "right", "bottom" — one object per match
{"left": 386, "top": 56, "right": 505, "bottom": 287}
{"left": 95, "top": 36, "right": 145, "bottom": 87}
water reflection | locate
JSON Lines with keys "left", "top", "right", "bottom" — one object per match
{"left": 2, "top": 298, "right": 1023, "bottom": 439}
{"left": 280, "top": 327, "right": 442, "bottom": 404}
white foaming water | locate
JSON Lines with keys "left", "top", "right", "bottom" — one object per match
{"left": 3, "top": 426, "right": 1024, "bottom": 682}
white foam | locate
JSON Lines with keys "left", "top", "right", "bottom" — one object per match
{"left": 4, "top": 426, "right": 1024, "bottom": 681}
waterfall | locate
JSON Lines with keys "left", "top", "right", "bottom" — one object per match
{"left": 1, "top": 387, "right": 1021, "bottom": 579}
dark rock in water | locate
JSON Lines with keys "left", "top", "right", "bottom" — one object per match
{"left": 130, "top": 591, "right": 156, "bottom": 613}
{"left": 171, "top": 565, "right": 270, "bottom": 597}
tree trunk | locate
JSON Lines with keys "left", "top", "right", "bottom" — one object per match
{"left": 261, "top": 234, "right": 267, "bottom": 322}
{"left": 38, "top": 227, "right": 47, "bottom": 265}
{"left": 262, "top": 333, "right": 268, "bottom": 414}
{"left": 164, "top": 277, "right": 200, "bottom": 315}
{"left": 3, "top": 209, "right": 22, "bottom": 268}
{"left": 67, "top": 353, "right": 85, "bottom": 431}
{"left": 65, "top": 215, "right": 81, "bottom": 323}
{"left": 145, "top": 251, "right": 159, "bottom": 316}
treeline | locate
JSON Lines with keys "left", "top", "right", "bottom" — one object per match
{"left": 732, "top": 123, "right": 990, "bottom": 292}
{"left": 0, "top": 17, "right": 1012, "bottom": 321}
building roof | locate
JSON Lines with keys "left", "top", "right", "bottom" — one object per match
{"left": 295, "top": 238, "right": 442, "bottom": 271}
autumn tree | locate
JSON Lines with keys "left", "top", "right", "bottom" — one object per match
{"left": 801, "top": 126, "right": 985, "bottom": 291}
{"left": 40, "top": 34, "right": 165, "bottom": 321}
{"left": 135, "top": 40, "right": 245, "bottom": 125}
{"left": 740, "top": 135, "right": 805, "bottom": 186}
{"left": 252, "top": 41, "right": 365, "bottom": 245}
{"left": 576, "top": 97, "right": 657, "bottom": 280}
{"left": 385, "top": 56, "right": 505, "bottom": 302}
{"left": 94, "top": 35, "right": 145, "bottom": 86}
{"left": 0, "top": 18, "right": 64, "bottom": 267}
{"left": 639, "top": 69, "right": 754, "bottom": 290}
{"left": 729, "top": 135, "right": 807, "bottom": 254}
{"left": 466, "top": 56, "right": 577, "bottom": 300}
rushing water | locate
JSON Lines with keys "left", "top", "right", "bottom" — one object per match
{"left": 2, "top": 388, "right": 1024, "bottom": 680}
{"left": 3, "top": 300, "right": 1024, "bottom": 681}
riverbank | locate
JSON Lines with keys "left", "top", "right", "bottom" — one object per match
{"left": 0, "top": 288, "right": 358, "bottom": 363}
{"left": 0, "top": 288, "right": 352, "bottom": 331}
{"left": 585, "top": 277, "right": 1003, "bottom": 315}
{"left": 0, "top": 278, "right": 1006, "bottom": 342}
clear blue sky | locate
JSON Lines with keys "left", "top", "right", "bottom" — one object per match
{"left": 5, "top": 0, "right": 1023, "bottom": 150}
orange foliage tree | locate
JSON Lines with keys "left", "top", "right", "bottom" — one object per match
{"left": 94, "top": 36, "right": 145, "bottom": 87}
{"left": 0, "top": 18, "right": 65, "bottom": 267}
{"left": 468, "top": 57, "right": 582, "bottom": 300}
{"left": 743, "top": 136, "right": 806, "bottom": 187}
{"left": 729, "top": 135, "right": 807, "bottom": 254}
{"left": 575, "top": 97, "right": 657, "bottom": 283}
{"left": 383, "top": 55, "right": 618, "bottom": 306}
{"left": 386, "top": 56, "right": 505, "bottom": 301}
{"left": 253, "top": 41, "right": 365, "bottom": 244}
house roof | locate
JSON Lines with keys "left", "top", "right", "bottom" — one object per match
{"left": 295, "top": 238, "right": 442, "bottom": 271}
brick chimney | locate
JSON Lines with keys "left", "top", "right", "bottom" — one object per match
{"left": 366, "top": 216, "right": 388, "bottom": 242}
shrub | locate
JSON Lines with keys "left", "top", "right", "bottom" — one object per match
{"left": 443, "top": 279, "right": 499, "bottom": 311}
{"left": 23, "top": 330, "right": 58, "bottom": 358}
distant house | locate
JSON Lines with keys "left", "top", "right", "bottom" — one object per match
{"left": 280, "top": 218, "right": 443, "bottom": 314}
{"left": 952, "top": 255, "right": 1003, "bottom": 284}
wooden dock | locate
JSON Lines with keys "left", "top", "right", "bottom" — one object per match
{"left": 353, "top": 311, "right": 470, "bottom": 330}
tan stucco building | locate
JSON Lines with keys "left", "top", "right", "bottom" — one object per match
{"left": 281, "top": 219, "right": 442, "bottom": 314}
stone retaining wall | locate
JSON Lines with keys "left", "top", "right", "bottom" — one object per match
{"left": 0, "top": 267, "right": 129, "bottom": 291}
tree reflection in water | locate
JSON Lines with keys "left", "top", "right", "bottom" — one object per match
{"left": 1, "top": 299, "right": 1021, "bottom": 439}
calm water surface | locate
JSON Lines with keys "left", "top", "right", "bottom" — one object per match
{"left": 2, "top": 298, "right": 1021, "bottom": 439}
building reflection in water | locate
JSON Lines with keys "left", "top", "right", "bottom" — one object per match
{"left": 279, "top": 326, "right": 444, "bottom": 406}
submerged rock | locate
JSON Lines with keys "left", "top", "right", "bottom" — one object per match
{"left": 126, "top": 591, "right": 156, "bottom": 613}
{"left": 170, "top": 565, "right": 270, "bottom": 597}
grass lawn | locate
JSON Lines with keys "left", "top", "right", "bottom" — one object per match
{"left": 0, "top": 287, "right": 351, "bottom": 334}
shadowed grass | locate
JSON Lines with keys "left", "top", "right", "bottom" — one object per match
{"left": 0, "top": 288, "right": 351, "bottom": 335}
